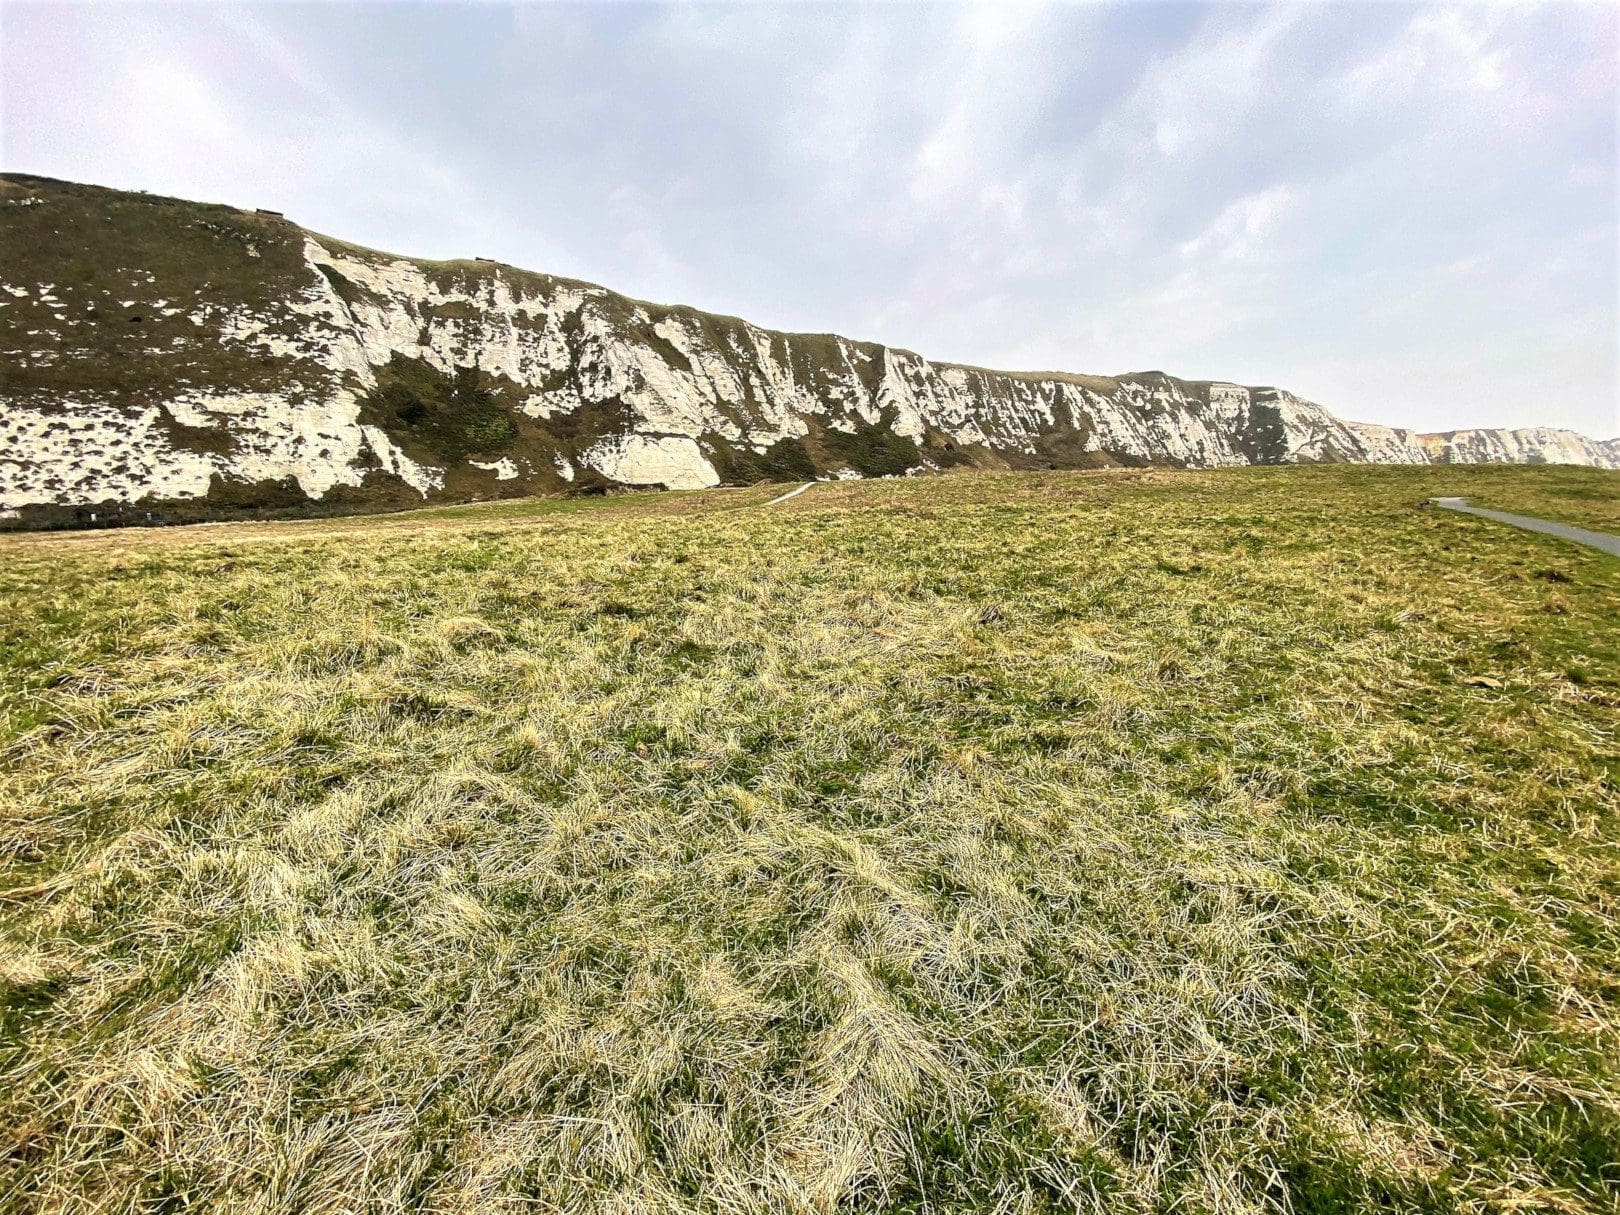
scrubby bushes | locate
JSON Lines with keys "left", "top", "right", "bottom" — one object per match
{"left": 719, "top": 437, "right": 818, "bottom": 484}
{"left": 820, "top": 416, "right": 923, "bottom": 477}
{"left": 361, "top": 354, "right": 515, "bottom": 460}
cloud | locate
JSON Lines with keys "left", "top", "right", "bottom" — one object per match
{"left": 3, "top": 0, "right": 1615, "bottom": 437}
{"left": 2, "top": 4, "right": 526, "bottom": 264}
{"left": 1104, "top": 6, "right": 1304, "bottom": 161}
{"left": 1177, "top": 185, "right": 1300, "bottom": 263}
{"left": 1342, "top": 7, "right": 1508, "bottom": 100}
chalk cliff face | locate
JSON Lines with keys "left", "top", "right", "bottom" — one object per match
{"left": 3, "top": 176, "right": 1616, "bottom": 523}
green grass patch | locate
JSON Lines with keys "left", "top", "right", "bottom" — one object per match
{"left": 1, "top": 464, "right": 1616, "bottom": 1212}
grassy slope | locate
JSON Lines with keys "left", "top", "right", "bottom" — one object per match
{"left": 1, "top": 465, "right": 1616, "bottom": 1214}
{"left": 1431, "top": 466, "right": 1620, "bottom": 534}
{"left": 0, "top": 176, "right": 315, "bottom": 407}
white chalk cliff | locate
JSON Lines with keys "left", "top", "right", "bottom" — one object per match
{"left": 2, "top": 176, "right": 1616, "bottom": 520}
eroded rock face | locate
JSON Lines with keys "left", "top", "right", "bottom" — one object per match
{"left": 1415, "top": 428, "right": 1620, "bottom": 467}
{"left": 580, "top": 435, "right": 720, "bottom": 490}
{"left": 2, "top": 175, "right": 1616, "bottom": 519}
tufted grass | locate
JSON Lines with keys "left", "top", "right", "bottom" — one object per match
{"left": 1432, "top": 466, "right": 1620, "bottom": 534}
{"left": 1, "top": 464, "right": 1617, "bottom": 1214}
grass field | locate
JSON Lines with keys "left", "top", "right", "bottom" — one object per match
{"left": 1435, "top": 469, "right": 1620, "bottom": 534}
{"left": 2, "top": 464, "right": 1617, "bottom": 1214}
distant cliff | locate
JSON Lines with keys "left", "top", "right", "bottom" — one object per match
{"left": 3, "top": 175, "right": 1615, "bottom": 525}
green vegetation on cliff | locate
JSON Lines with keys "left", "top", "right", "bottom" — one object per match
{"left": 360, "top": 355, "right": 517, "bottom": 462}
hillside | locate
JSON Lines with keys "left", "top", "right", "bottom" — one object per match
{"left": 3, "top": 464, "right": 1617, "bottom": 1211}
{"left": 2, "top": 175, "right": 1617, "bottom": 526}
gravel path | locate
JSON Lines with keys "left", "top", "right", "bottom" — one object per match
{"left": 1431, "top": 497, "right": 1620, "bottom": 557}
{"left": 764, "top": 482, "right": 815, "bottom": 506}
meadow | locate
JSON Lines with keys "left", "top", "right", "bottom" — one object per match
{"left": 1, "top": 464, "right": 1616, "bottom": 1214}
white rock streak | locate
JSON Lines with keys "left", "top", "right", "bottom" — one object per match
{"left": 581, "top": 435, "right": 720, "bottom": 489}
{"left": 0, "top": 402, "right": 214, "bottom": 508}
{"left": 471, "top": 457, "right": 520, "bottom": 481}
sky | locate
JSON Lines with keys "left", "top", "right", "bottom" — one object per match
{"left": 3, "top": 1, "right": 1616, "bottom": 439}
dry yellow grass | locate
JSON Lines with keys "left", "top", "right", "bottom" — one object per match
{"left": 1, "top": 464, "right": 1617, "bottom": 1213}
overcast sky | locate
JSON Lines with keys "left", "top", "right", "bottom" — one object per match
{"left": 4, "top": 1, "right": 1616, "bottom": 438}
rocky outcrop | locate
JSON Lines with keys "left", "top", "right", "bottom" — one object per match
{"left": 1413, "top": 428, "right": 1620, "bottom": 467}
{"left": 2, "top": 175, "right": 1615, "bottom": 523}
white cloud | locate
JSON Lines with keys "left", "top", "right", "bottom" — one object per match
{"left": 1177, "top": 185, "right": 1300, "bottom": 263}
{"left": 1103, "top": 6, "right": 1304, "bottom": 161}
{"left": 1343, "top": 8, "right": 1509, "bottom": 100}
{"left": 2, "top": 4, "right": 527, "bottom": 265}
{"left": 2, "top": 0, "right": 1615, "bottom": 438}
